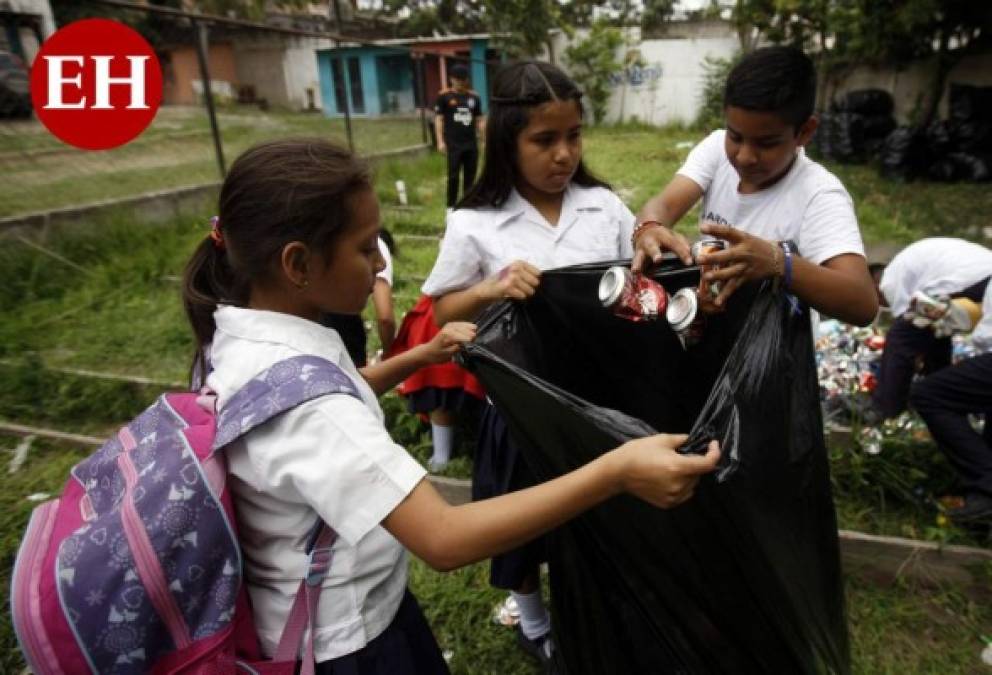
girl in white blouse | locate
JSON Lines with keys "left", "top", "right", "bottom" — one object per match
{"left": 420, "top": 61, "right": 643, "bottom": 667}
{"left": 181, "top": 137, "right": 719, "bottom": 675}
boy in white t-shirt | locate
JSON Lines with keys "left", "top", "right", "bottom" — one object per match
{"left": 632, "top": 46, "right": 877, "bottom": 327}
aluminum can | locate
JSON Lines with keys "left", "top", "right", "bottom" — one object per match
{"left": 691, "top": 237, "right": 727, "bottom": 298}
{"left": 599, "top": 266, "right": 667, "bottom": 321}
{"left": 666, "top": 287, "right": 704, "bottom": 347}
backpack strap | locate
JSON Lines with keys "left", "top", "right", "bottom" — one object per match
{"left": 272, "top": 522, "right": 338, "bottom": 674}
{"left": 212, "top": 355, "right": 360, "bottom": 669}
{"left": 212, "top": 354, "right": 361, "bottom": 450}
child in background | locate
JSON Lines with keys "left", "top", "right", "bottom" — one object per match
{"left": 319, "top": 230, "right": 396, "bottom": 366}
{"left": 182, "top": 137, "right": 720, "bottom": 674}
{"left": 389, "top": 295, "right": 485, "bottom": 471}
{"left": 422, "top": 61, "right": 641, "bottom": 670}
{"left": 632, "top": 46, "right": 877, "bottom": 327}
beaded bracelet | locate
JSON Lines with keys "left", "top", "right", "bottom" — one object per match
{"left": 631, "top": 220, "right": 663, "bottom": 246}
{"left": 778, "top": 240, "right": 794, "bottom": 291}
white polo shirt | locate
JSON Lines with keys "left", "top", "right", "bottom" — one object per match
{"left": 879, "top": 237, "right": 992, "bottom": 317}
{"left": 422, "top": 184, "right": 636, "bottom": 297}
{"left": 677, "top": 130, "right": 865, "bottom": 265}
{"left": 206, "top": 306, "right": 426, "bottom": 662}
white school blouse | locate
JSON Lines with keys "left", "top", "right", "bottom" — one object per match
{"left": 422, "top": 184, "right": 637, "bottom": 297}
{"left": 206, "top": 307, "right": 426, "bottom": 662}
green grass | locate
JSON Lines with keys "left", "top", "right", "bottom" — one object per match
{"left": 2, "top": 123, "right": 992, "bottom": 672}
{"left": 0, "top": 106, "right": 428, "bottom": 217}
{"left": 0, "top": 441, "right": 988, "bottom": 673}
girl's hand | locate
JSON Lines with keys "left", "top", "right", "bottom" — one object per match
{"left": 631, "top": 225, "right": 693, "bottom": 273}
{"left": 612, "top": 435, "right": 720, "bottom": 508}
{"left": 695, "top": 222, "right": 780, "bottom": 309}
{"left": 422, "top": 321, "right": 477, "bottom": 364}
{"left": 484, "top": 261, "right": 542, "bottom": 302}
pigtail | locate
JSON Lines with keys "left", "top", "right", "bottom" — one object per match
{"left": 181, "top": 233, "right": 237, "bottom": 387}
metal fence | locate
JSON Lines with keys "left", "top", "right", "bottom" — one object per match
{"left": 0, "top": 0, "right": 496, "bottom": 224}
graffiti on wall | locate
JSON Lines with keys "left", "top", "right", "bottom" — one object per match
{"left": 609, "top": 62, "right": 663, "bottom": 88}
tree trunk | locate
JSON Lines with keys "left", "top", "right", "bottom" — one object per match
{"left": 920, "top": 28, "right": 952, "bottom": 129}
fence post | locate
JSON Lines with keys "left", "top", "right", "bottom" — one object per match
{"left": 415, "top": 54, "right": 427, "bottom": 145}
{"left": 194, "top": 20, "right": 226, "bottom": 177}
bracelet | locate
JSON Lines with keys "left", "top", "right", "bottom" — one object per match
{"left": 631, "top": 220, "right": 663, "bottom": 246}
{"left": 778, "top": 240, "right": 794, "bottom": 291}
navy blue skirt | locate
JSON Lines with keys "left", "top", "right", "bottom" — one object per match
{"left": 312, "top": 590, "right": 448, "bottom": 675}
{"left": 473, "top": 403, "right": 548, "bottom": 590}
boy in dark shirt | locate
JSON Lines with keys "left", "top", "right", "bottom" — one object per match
{"left": 434, "top": 63, "right": 484, "bottom": 209}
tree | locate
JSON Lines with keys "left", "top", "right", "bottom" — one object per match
{"left": 484, "top": 0, "right": 569, "bottom": 62}
{"left": 640, "top": 0, "right": 675, "bottom": 34}
{"left": 564, "top": 20, "right": 623, "bottom": 124}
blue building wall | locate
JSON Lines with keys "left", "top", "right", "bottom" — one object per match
{"left": 318, "top": 40, "right": 492, "bottom": 118}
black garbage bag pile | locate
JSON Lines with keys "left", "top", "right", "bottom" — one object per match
{"left": 923, "top": 84, "right": 992, "bottom": 182}
{"left": 881, "top": 83, "right": 992, "bottom": 182}
{"left": 459, "top": 259, "right": 850, "bottom": 674}
{"left": 816, "top": 89, "right": 896, "bottom": 163}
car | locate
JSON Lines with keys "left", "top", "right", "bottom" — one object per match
{"left": 0, "top": 50, "right": 32, "bottom": 119}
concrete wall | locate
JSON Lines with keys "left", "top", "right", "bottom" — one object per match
{"left": 830, "top": 51, "right": 992, "bottom": 124}
{"left": 231, "top": 34, "right": 331, "bottom": 111}
{"left": 163, "top": 43, "right": 237, "bottom": 106}
{"left": 552, "top": 21, "right": 739, "bottom": 126}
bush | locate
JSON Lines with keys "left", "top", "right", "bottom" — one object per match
{"left": 694, "top": 53, "right": 740, "bottom": 132}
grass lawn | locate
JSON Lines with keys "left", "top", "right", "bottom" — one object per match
{"left": 1, "top": 123, "right": 991, "bottom": 672}
{"left": 0, "top": 105, "right": 428, "bottom": 218}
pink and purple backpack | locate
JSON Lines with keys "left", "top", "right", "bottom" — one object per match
{"left": 11, "top": 355, "right": 360, "bottom": 675}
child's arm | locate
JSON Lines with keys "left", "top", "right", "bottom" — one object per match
{"left": 631, "top": 175, "right": 703, "bottom": 271}
{"left": 433, "top": 261, "right": 541, "bottom": 325}
{"left": 359, "top": 322, "right": 475, "bottom": 395}
{"left": 371, "top": 279, "right": 396, "bottom": 354}
{"left": 696, "top": 222, "right": 878, "bottom": 325}
{"left": 383, "top": 435, "right": 721, "bottom": 571}
{"left": 434, "top": 114, "right": 445, "bottom": 153}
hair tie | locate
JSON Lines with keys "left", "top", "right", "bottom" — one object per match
{"left": 209, "top": 216, "right": 224, "bottom": 250}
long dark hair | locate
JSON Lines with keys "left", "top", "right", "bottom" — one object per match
{"left": 182, "top": 138, "right": 372, "bottom": 384}
{"left": 457, "top": 61, "right": 609, "bottom": 210}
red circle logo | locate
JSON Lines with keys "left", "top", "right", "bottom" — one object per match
{"left": 31, "top": 19, "right": 162, "bottom": 150}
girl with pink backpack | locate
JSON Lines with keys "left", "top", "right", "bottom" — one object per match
{"left": 13, "top": 138, "right": 719, "bottom": 675}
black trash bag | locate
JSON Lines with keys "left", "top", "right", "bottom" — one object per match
{"left": 950, "top": 152, "right": 992, "bottom": 182}
{"left": 861, "top": 114, "right": 896, "bottom": 141}
{"left": 949, "top": 83, "right": 992, "bottom": 124}
{"left": 838, "top": 88, "right": 894, "bottom": 117}
{"left": 816, "top": 111, "right": 865, "bottom": 162}
{"left": 880, "top": 126, "right": 929, "bottom": 181}
{"left": 926, "top": 119, "right": 955, "bottom": 156}
{"left": 952, "top": 120, "right": 992, "bottom": 153}
{"left": 459, "top": 260, "right": 850, "bottom": 674}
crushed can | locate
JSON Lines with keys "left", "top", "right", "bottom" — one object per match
{"left": 599, "top": 266, "right": 667, "bottom": 322}
{"left": 691, "top": 237, "right": 727, "bottom": 299}
{"left": 666, "top": 287, "right": 704, "bottom": 348}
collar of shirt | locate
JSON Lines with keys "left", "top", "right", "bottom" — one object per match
{"left": 210, "top": 306, "right": 378, "bottom": 410}
{"left": 494, "top": 185, "right": 605, "bottom": 241}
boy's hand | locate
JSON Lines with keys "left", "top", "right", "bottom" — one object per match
{"left": 422, "top": 322, "right": 477, "bottom": 364}
{"left": 437, "top": 141, "right": 447, "bottom": 154}
{"left": 483, "top": 261, "right": 541, "bottom": 302}
{"left": 695, "top": 223, "right": 780, "bottom": 308}
{"left": 631, "top": 226, "right": 692, "bottom": 273}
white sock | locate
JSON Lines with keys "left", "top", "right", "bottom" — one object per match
{"left": 430, "top": 422, "right": 453, "bottom": 466}
{"left": 512, "top": 590, "right": 551, "bottom": 640}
